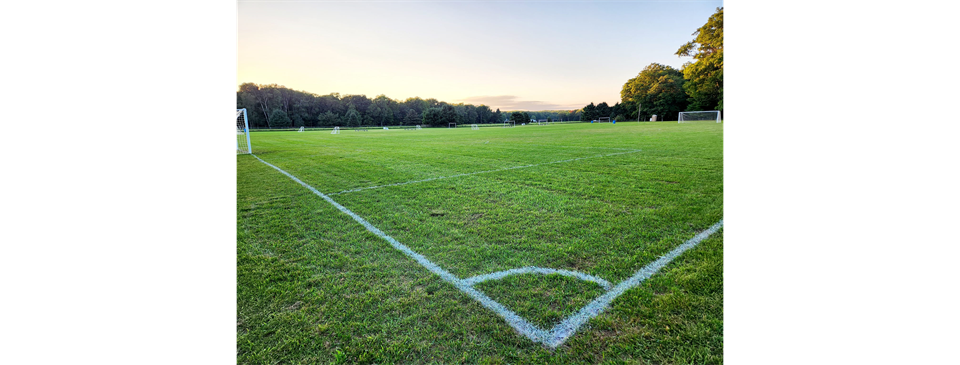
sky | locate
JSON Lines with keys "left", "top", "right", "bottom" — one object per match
{"left": 238, "top": 0, "right": 723, "bottom": 111}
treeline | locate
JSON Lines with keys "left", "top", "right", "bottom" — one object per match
{"left": 578, "top": 7, "right": 723, "bottom": 122}
{"left": 500, "top": 110, "right": 582, "bottom": 123}
{"left": 237, "top": 83, "right": 511, "bottom": 129}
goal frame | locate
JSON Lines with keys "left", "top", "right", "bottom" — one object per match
{"left": 449, "top": 123, "right": 457, "bottom": 128}
{"left": 598, "top": 117, "right": 611, "bottom": 123}
{"left": 503, "top": 121, "right": 515, "bottom": 128}
{"left": 678, "top": 111, "right": 722, "bottom": 123}
{"left": 237, "top": 108, "right": 252, "bottom": 154}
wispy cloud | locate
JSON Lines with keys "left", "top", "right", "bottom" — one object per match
{"left": 455, "top": 95, "right": 580, "bottom": 111}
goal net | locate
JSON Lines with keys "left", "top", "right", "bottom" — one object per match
{"left": 471, "top": 124, "right": 479, "bottom": 130}
{"left": 449, "top": 123, "right": 457, "bottom": 128}
{"left": 298, "top": 126, "right": 304, "bottom": 132}
{"left": 598, "top": 117, "right": 611, "bottom": 123}
{"left": 503, "top": 121, "right": 515, "bottom": 128}
{"left": 237, "top": 109, "right": 251, "bottom": 154}
{"left": 416, "top": 125, "right": 422, "bottom": 130}
{"left": 331, "top": 127, "right": 340, "bottom": 134}
{"left": 679, "top": 111, "right": 721, "bottom": 123}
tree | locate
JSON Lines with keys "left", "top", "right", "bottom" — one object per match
{"left": 317, "top": 111, "right": 340, "bottom": 126}
{"left": 440, "top": 104, "right": 458, "bottom": 126}
{"left": 403, "top": 109, "right": 420, "bottom": 125}
{"left": 476, "top": 105, "right": 491, "bottom": 124}
{"left": 649, "top": 76, "right": 688, "bottom": 120}
{"left": 268, "top": 108, "right": 292, "bottom": 129}
{"left": 676, "top": 7, "right": 723, "bottom": 111}
{"left": 238, "top": 83, "right": 273, "bottom": 128}
{"left": 596, "top": 102, "right": 611, "bottom": 118}
{"left": 494, "top": 108, "right": 502, "bottom": 123}
{"left": 620, "top": 63, "right": 688, "bottom": 121}
{"left": 581, "top": 102, "right": 597, "bottom": 121}
{"left": 344, "top": 107, "right": 362, "bottom": 127}
{"left": 422, "top": 107, "right": 442, "bottom": 127}
{"left": 510, "top": 112, "right": 524, "bottom": 124}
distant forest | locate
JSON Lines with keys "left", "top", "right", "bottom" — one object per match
{"left": 236, "top": 83, "right": 582, "bottom": 129}
{"left": 237, "top": 7, "right": 721, "bottom": 128}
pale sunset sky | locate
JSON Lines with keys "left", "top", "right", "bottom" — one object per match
{"left": 238, "top": 0, "right": 723, "bottom": 111}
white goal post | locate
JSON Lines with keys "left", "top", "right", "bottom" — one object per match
{"left": 298, "top": 126, "right": 304, "bottom": 132}
{"left": 471, "top": 124, "right": 479, "bottom": 130}
{"left": 503, "top": 121, "right": 515, "bottom": 128}
{"left": 237, "top": 109, "right": 252, "bottom": 154}
{"left": 331, "top": 126, "right": 340, "bottom": 134}
{"left": 449, "top": 123, "right": 457, "bottom": 128}
{"left": 598, "top": 117, "right": 611, "bottom": 123}
{"left": 679, "top": 111, "right": 722, "bottom": 123}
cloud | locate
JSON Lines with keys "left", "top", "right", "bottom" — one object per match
{"left": 455, "top": 95, "right": 579, "bottom": 111}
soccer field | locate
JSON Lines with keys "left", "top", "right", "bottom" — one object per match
{"left": 237, "top": 121, "right": 723, "bottom": 364}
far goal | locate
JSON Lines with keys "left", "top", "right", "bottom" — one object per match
{"left": 598, "top": 117, "right": 611, "bottom": 123}
{"left": 503, "top": 121, "right": 515, "bottom": 128}
{"left": 237, "top": 109, "right": 252, "bottom": 154}
{"left": 679, "top": 111, "right": 721, "bottom": 123}
{"left": 471, "top": 124, "right": 479, "bottom": 130}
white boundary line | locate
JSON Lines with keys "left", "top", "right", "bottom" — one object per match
{"left": 250, "top": 154, "right": 722, "bottom": 348}
{"left": 329, "top": 149, "right": 642, "bottom": 195}
{"left": 463, "top": 267, "right": 612, "bottom": 290}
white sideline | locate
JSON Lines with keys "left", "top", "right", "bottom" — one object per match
{"left": 329, "top": 149, "right": 642, "bottom": 195}
{"left": 251, "top": 154, "right": 722, "bottom": 348}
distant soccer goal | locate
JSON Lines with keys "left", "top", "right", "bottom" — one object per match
{"left": 331, "top": 127, "right": 340, "bottom": 134}
{"left": 471, "top": 124, "right": 479, "bottom": 130}
{"left": 298, "top": 126, "right": 304, "bottom": 132}
{"left": 537, "top": 119, "right": 548, "bottom": 126}
{"left": 598, "top": 117, "right": 611, "bottom": 123}
{"left": 449, "top": 123, "right": 457, "bottom": 128}
{"left": 503, "top": 121, "right": 515, "bottom": 128}
{"left": 679, "top": 111, "right": 722, "bottom": 123}
{"left": 237, "top": 109, "right": 251, "bottom": 154}
{"left": 416, "top": 125, "right": 422, "bottom": 130}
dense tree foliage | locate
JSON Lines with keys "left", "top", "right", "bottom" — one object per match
{"left": 620, "top": 63, "right": 688, "bottom": 121}
{"left": 677, "top": 7, "right": 723, "bottom": 111}
{"left": 237, "top": 83, "right": 513, "bottom": 129}
{"left": 268, "top": 109, "right": 292, "bottom": 129}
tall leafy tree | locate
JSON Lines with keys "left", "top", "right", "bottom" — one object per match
{"left": 403, "top": 109, "right": 420, "bottom": 125}
{"left": 596, "top": 102, "right": 611, "bottom": 118}
{"left": 344, "top": 107, "right": 362, "bottom": 127}
{"left": 621, "top": 63, "right": 688, "bottom": 121}
{"left": 476, "top": 105, "right": 491, "bottom": 124}
{"left": 238, "top": 83, "right": 272, "bottom": 128}
{"left": 676, "top": 7, "right": 723, "bottom": 111}
{"left": 422, "top": 107, "right": 442, "bottom": 127}
{"left": 317, "top": 111, "right": 340, "bottom": 126}
{"left": 268, "top": 108, "right": 292, "bottom": 129}
{"left": 440, "top": 104, "right": 458, "bottom": 126}
{"left": 581, "top": 102, "right": 597, "bottom": 121}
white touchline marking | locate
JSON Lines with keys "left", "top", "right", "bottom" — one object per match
{"left": 250, "top": 154, "right": 722, "bottom": 348}
{"left": 543, "top": 220, "right": 723, "bottom": 348}
{"left": 328, "top": 149, "right": 642, "bottom": 195}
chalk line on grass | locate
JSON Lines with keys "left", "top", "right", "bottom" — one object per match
{"left": 328, "top": 149, "right": 642, "bottom": 195}
{"left": 463, "top": 267, "right": 612, "bottom": 290}
{"left": 251, "top": 154, "right": 722, "bottom": 349}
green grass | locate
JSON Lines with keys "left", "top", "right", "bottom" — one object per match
{"left": 238, "top": 121, "right": 723, "bottom": 364}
